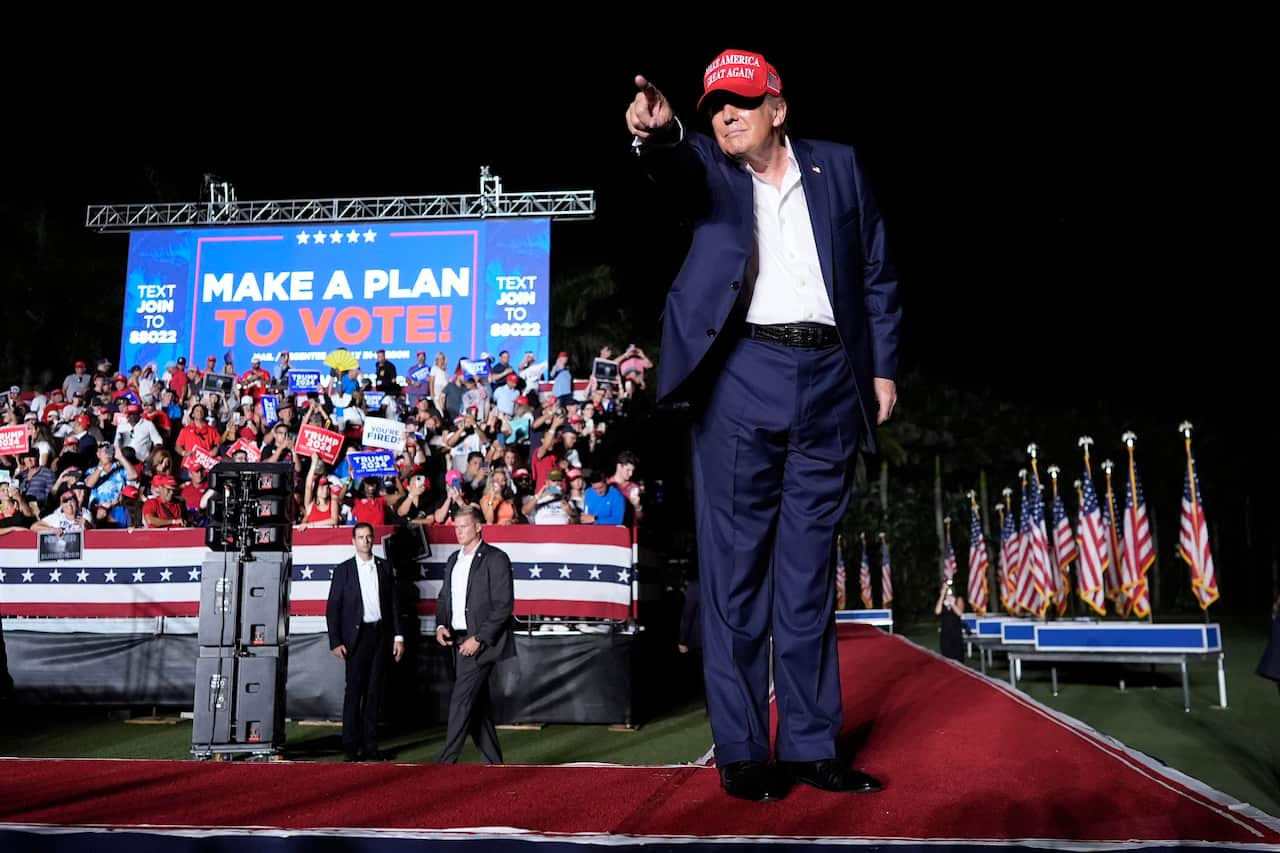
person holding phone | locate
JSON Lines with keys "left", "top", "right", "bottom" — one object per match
{"left": 934, "top": 579, "right": 966, "bottom": 661}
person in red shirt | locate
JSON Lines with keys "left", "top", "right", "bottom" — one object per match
{"left": 350, "top": 476, "right": 402, "bottom": 526}
{"left": 174, "top": 403, "right": 220, "bottom": 458}
{"left": 168, "top": 357, "right": 190, "bottom": 400}
{"left": 240, "top": 356, "right": 272, "bottom": 402}
{"left": 143, "top": 474, "right": 189, "bottom": 528}
{"left": 179, "top": 461, "right": 211, "bottom": 515}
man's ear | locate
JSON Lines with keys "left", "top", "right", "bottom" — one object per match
{"left": 772, "top": 97, "right": 787, "bottom": 128}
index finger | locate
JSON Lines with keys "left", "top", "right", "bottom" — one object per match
{"left": 635, "top": 74, "right": 659, "bottom": 108}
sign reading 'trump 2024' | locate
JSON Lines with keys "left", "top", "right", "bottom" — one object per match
{"left": 119, "top": 218, "right": 550, "bottom": 376}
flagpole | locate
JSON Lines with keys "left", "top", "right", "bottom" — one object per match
{"left": 1122, "top": 432, "right": 1155, "bottom": 624}
{"left": 1102, "top": 459, "right": 1125, "bottom": 619}
{"left": 1180, "top": 421, "right": 1210, "bottom": 624}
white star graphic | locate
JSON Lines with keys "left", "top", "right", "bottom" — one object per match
{"left": 159, "top": 569, "right": 173, "bottom": 582}
{"left": 588, "top": 566, "right": 601, "bottom": 580}
{"left": 22, "top": 570, "right": 34, "bottom": 583}
{"left": 0, "top": 568, "right": 6, "bottom": 582}
{"left": 296, "top": 231, "right": 311, "bottom": 245}
{"left": 313, "top": 230, "right": 328, "bottom": 244}
{"left": 617, "top": 569, "right": 630, "bottom": 583}
{"left": 301, "top": 567, "right": 314, "bottom": 579}
{"left": 559, "top": 565, "right": 572, "bottom": 579}
{"left": 104, "top": 569, "right": 117, "bottom": 583}
{"left": 188, "top": 568, "right": 201, "bottom": 581}
{"left": 363, "top": 229, "right": 376, "bottom": 243}
{"left": 329, "top": 229, "right": 343, "bottom": 244}
{"left": 76, "top": 570, "right": 89, "bottom": 582}
{"left": 528, "top": 565, "right": 543, "bottom": 578}
{"left": 346, "top": 230, "right": 360, "bottom": 243}
{"left": 132, "top": 569, "right": 146, "bottom": 583}
{"left": 329, "top": 567, "right": 335, "bottom": 578}
{"left": 49, "top": 569, "right": 62, "bottom": 583}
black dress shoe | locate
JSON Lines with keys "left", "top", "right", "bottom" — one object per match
{"left": 719, "top": 760, "right": 790, "bottom": 801}
{"left": 783, "top": 759, "right": 881, "bottom": 793}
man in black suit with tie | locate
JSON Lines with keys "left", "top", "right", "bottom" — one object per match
{"left": 435, "top": 505, "right": 516, "bottom": 763}
{"left": 326, "top": 522, "right": 404, "bottom": 761}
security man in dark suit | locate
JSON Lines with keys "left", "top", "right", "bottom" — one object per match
{"left": 435, "top": 505, "right": 516, "bottom": 764}
{"left": 326, "top": 521, "right": 404, "bottom": 761}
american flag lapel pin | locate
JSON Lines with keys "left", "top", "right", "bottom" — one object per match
{"left": 811, "top": 165, "right": 822, "bottom": 174}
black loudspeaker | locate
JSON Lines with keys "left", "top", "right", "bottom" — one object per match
{"left": 205, "top": 462, "right": 295, "bottom": 553}
{"left": 191, "top": 647, "right": 288, "bottom": 753}
{"left": 239, "top": 554, "right": 292, "bottom": 647}
{"left": 197, "top": 553, "right": 241, "bottom": 648}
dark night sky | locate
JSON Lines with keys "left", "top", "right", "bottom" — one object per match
{"left": 7, "top": 21, "right": 1268, "bottom": 443}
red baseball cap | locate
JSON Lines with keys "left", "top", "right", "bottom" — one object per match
{"left": 121, "top": 485, "right": 141, "bottom": 499}
{"left": 74, "top": 360, "right": 86, "bottom": 368}
{"left": 697, "top": 48, "right": 782, "bottom": 111}
{"left": 506, "top": 374, "right": 519, "bottom": 385}
{"left": 151, "top": 474, "right": 176, "bottom": 488}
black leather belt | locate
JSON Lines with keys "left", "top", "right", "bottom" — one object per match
{"left": 746, "top": 323, "right": 840, "bottom": 348}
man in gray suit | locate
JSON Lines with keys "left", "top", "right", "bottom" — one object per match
{"left": 435, "top": 505, "right": 515, "bottom": 763}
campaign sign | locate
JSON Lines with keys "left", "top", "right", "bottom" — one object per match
{"left": 407, "top": 364, "right": 431, "bottom": 384}
{"left": 0, "top": 425, "right": 29, "bottom": 456}
{"left": 38, "top": 530, "right": 84, "bottom": 563}
{"left": 460, "top": 357, "right": 490, "bottom": 380}
{"left": 260, "top": 395, "right": 279, "bottom": 425}
{"left": 289, "top": 370, "right": 322, "bottom": 393}
{"left": 120, "top": 218, "right": 551, "bottom": 385}
{"left": 360, "top": 416, "right": 405, "bottom": 451}
{"left": 592, "top": 358, "right": 620, "bottom": 387}
{"left": 347, "top": 449, "right": 398, "bottom": 479}
{"left": 201, "top": 373, "right": 234, "bottom": 396}
{"left": 120, "top": 390, "right": 142, "bottom": 407}
{"left": 363, "top": 391, "right": 385, "bottom": 411}
{"left": 227, "top": 437, "right": 262, "bottom": 462}
{"left": 296, "top": 423, "right": 344, "bottom": 465}
{"left": 187, "top": 445, "right": 219, "bottom": 471}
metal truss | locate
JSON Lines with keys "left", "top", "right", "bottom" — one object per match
{"left": 85, "top": 167, "right": 595, "bottom": 233}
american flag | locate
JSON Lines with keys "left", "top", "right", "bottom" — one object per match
{"left": 967, "top": 504, "right": 989, "bottom": 615}
{"left": 1051, "top": 486, "right": 1077, "bottom": 616}
{"left": 943, "top": 521, "right": 958, "bottom": 582}
{"left": 1000, "top": 501, "right": 1019, "bottom": 613}
{"left": 1101, "top": 472, "right": 1128, "bottom": 614}
{"left": 859, "top": 537, "right": 874, "bottom": 609}
{"left": 1121, "top": 445, "right": 1154, "bottom": 619}
{"left": 1074, "top": 475, "right": 1108, "bottom": 615}
{"left": 1179, "top": 443, "right": 1219, "bottom": 609}
{"left": 835, "top": 540, "right": 847, "bottom": 610}
{"left": 880, "top": 536, "right": 894, "bottom": 607}
{"left": 1013, "top": 480, "right": 1047, "bottom": 616}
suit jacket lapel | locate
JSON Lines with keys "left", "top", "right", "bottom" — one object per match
{"left": 792, "top": 138, "right": 836, "bottom": 311}
{"left": 463, "top": 543, "right": 484, "bottom": 613}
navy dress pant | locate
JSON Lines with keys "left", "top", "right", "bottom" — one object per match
{"left": 691, "top": 334, "right": 861, "bottom": 766}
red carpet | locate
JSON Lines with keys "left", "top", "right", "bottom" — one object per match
{"left": 2, "top": 624, "right": 1278, "bottom": 851}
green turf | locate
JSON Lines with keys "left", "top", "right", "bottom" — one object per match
{"left": 2, "top": 626, "right": 1275, "bottom": 821}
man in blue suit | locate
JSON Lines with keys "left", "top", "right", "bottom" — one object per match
{"left": 626, "top": 48, "right": 901, "bottom": 801}
{"left": 326, "top": 522, "right": 404, "bottom": 761}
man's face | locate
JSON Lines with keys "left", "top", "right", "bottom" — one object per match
{"left": 592, "top": 480, "right": 608, "bottom": 496}
{"left": 60, "top": 492, "right": 79, "bottom": 514}
{"left": 156, "top": 484, "right": 174, "bottom": 501}
{"left": 466, "top": 457, "right": 481, "bottom": 474}
{"left": 454, "top": 515, "right": 481, "bottom": 549}
{"left": 376, "top": 352, "right": 386, "bottom": 364}
{"left": 709, "top": 94, "right": 785, "bottom": 161}
{"left": 618, "top": 462, "right": 636, "bottom": 480}
{"left": 353, "top": 526, "right": 374, "bottom": 559}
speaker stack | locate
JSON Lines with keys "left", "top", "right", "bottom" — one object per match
{"left": 191, "top": 462, "right": 295, "bottom": 760}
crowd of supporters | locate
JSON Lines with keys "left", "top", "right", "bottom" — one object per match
{"left": 0, "top": 345, "right": 655, "bottom": 536}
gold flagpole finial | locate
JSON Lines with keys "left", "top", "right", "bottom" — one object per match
{"left": 1178, "top": 421, "right": 1194, "bottom": 440}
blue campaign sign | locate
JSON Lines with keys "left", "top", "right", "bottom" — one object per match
{"left": 289, "top": 371, "right": 322, "bottom": 393}
{"left": 347, "top": 450, "right": 398, "bottom": 478}
{"left": 407, "top": 364, "right": 431, "bottom": 384}
{"left": 119, "top": 218, "right": 551, "bottom": 379}
{"left": 363, "top": 391, "right": 385, "bottom": 410}
{"left": 260, "top": 395, "right": 279, "bottom": 425}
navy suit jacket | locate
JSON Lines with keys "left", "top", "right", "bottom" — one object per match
{"left": 436, "top": 541, "right": 516, "bottom": 665}
{"left": 326, "top": 555, "right": 402, "bottom": 652}
{"left": 644, "top": 130, "right": 901, "bottom": 452}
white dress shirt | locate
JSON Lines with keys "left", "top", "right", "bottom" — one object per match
{"left": 743, "top": 137, "right": 836, "bottom": 327}
{"left": 355, "top": 556, "right": 404, "bottom": 643}
{"left": 449, "top": 544, "right": 480, "bottom": 630}
{"left": 355, "top": 557, "right": 382, "bottom": 623}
